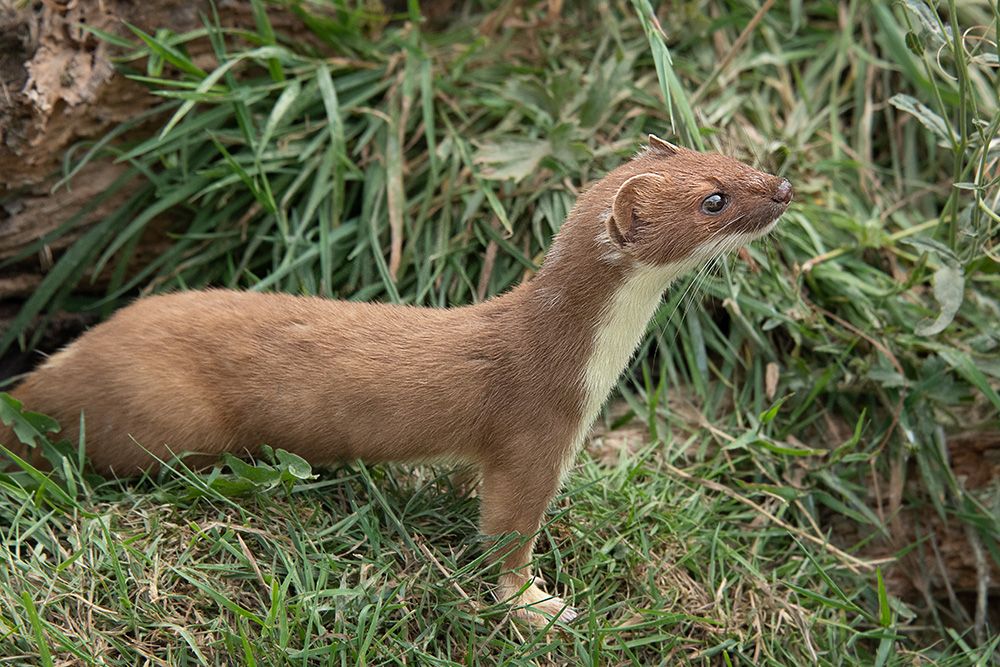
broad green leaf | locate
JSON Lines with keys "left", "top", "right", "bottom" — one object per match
{"left": 914, "top": 264, "right": 964, "bottom": 336}
{"left": 901, "top": 0, "right": 948, "bottom": 47}
{"left": 209, "top": 477, "right": 260, "bottom": 497}
{"left": 723, "top": 429, "right": 759, "bottom": 451}
{"left": 274, "top": 449, "right": 315, "bottom": 480}
{"left": 899, "top": 235, "right": 961, "bottom": 267}
{"left": 0, "top": 393, "right": 61, "bottom": 447}
{"left": 888, "top": 93, "right": 956, "bottom": 144}
{"left": 475, "top": 139, "right": 551, "bottom": 182}
{"left": 222, "top": 453, "right": 281, "bottom": 485}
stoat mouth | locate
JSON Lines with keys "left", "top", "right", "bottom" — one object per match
{"left": 752, "top": 212, "right": 785, "bottom": 238}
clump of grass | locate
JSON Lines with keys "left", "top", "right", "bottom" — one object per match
{"left": 2, "top": 0, "right": 999, "bottom": 665}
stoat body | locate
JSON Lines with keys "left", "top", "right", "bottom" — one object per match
{"left": 1, "top": 136, "right": 793, "bottom": 624}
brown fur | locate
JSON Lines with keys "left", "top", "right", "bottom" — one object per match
{"left": 1, "top": 136, "right": 792, "bottom": 624}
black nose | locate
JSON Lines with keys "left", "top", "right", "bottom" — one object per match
{"left": 773, "top": 179, "right": 793, "bottom": 205}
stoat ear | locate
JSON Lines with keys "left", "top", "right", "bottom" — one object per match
{"left": 608, "top": 173, "right": 666, "bottom": 249}
{"left": 647, "top": 134, "right": 679, "bottom": 157}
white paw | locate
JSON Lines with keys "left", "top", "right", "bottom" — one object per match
{"left": 497, "top": 576, "right": 577, "bottom": 626}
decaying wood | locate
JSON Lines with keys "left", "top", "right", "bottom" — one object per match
{"left": 0, "top": 0, "right": 316, "bottom": 303}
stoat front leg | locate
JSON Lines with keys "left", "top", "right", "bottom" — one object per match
{"left": 478, "top": 448, "right": 577, "bottom": 625}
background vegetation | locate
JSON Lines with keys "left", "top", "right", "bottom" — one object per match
{"left": 1, "top": 0, "right": 998, "bottom": 664}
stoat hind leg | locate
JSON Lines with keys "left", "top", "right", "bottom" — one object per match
{"left": 447, "top": 464, "right": 481, "bottom": 498}
{"left": 478, "top": 455, "right": 577, "bottom": 626}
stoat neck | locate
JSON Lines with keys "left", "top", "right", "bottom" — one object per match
{"left": 486, "top": 204, "right": 687, "bottom": 441}
{"left": 493, "top": 212, "right": 626, "bottom": 389}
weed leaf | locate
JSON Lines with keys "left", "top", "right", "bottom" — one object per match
{"left": 888, "top": 93, "right": 957, "bottom": 144}
{"left": 915, "top": 264, "right": 964, "bottom": 336}
{"left": 0, "top": 393, "right": 61, "bottom": 447}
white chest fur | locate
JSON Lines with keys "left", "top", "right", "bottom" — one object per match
{"left": 565, "top": 259, "right": 699, "bottom": 474}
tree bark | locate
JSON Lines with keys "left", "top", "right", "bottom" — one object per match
{"left": 0, "top": 0, "right": 314, "bottom": 360}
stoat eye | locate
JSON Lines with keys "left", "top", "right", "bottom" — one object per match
{"left": 701, "top": 193, "right": 728, "bottom": 214}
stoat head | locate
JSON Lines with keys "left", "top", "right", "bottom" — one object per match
{"left": 606, "top": 135, "right": 793, "bottom": 266}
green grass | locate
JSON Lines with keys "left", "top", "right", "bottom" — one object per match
{"left": 2, "top": 0, "right": 999, "bottom": 664}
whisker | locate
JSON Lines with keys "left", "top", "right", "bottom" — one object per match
{"left": 714, "top": 212, "right": 749, "bottom": 234}
{"left": 647, "top": 222, "right": 771, "bottom": 418}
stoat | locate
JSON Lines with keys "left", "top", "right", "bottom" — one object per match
{"left": 1, "top": 136, "right": 793, "bottom": 624}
